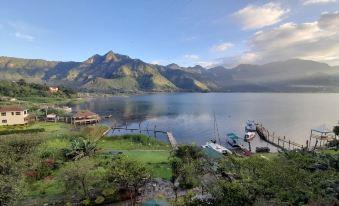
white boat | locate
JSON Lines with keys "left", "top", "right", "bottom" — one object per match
{"left": 202, "top": 141, "right": 232, "bottom": 155}
{"left": 245, "top": 120, "right": 256, "bottom": 132}
{"left": 244, "top": 132, "right": 256, "bottom": 142}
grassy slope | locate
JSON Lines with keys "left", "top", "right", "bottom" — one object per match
{"left": 0, "top": 122, "right": 71, "bottom": 136}
{"left": 98, "top": 135, "right": 172, "bottom": 180}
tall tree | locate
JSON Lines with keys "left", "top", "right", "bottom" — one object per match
{"left": 107, "top": 156, "right": 151, "bottom": 206}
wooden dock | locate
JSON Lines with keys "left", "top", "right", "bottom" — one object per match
{"left": 166, "top": 132, "right": 178, "bottom": 149}
{"left": 256, "top": 123, "right": 304, "bottom": 151}
{"left": 110, "top": 124, "right": 179, "bottom": 149}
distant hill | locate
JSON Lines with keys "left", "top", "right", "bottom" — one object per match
{"left": 1, "top": 51, "right": 339, "bottom": 92}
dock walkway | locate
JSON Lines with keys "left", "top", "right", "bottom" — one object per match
{"left": 256, "top": 123, "right": 304, "bottom": 151}
{"left": 110, "top": 124, "right": 179, "bottom": 149}
{"left": 166, "top": 132, "right": 178, "bottom": 149}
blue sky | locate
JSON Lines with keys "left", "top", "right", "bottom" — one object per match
{"left": 1, "top": 0, "right": 339, "bottom": 67}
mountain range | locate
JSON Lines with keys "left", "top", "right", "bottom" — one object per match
{"left": 1, "top": 50, "right": 339, "bottom": 93}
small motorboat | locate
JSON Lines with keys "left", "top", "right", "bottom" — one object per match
{"left": 226, "top": 133, "right": 242, "bottom": 148}
{"left": 244, "top": 132, "right": 256, "bottom": 142}
{"left": 255, "top": 147, "right": 270, "bottom": 153}
{"left": 202, "top": 141, "right": 233, "bottom": 155}
{"left": 245, "top": 120, "right": 256, "bottom": 132}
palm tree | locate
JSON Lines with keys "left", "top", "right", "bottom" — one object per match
{"left": 66, "top": 137, "right": 97, "bottom": 160}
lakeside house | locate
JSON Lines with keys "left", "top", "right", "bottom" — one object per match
{"left": 46, "top": 114, "right": 57, "bottom": 122}
{"left": 71, "top": 111, "right": 100, "bottom": 125}
{"left": 62, "top": 106, "right": 72, "bottom": 113}
{"left": 49, "top": 87, "right": 59, "bottom": 93}
{"left": 0, "top": 106, "right": 29, "bottom": 126}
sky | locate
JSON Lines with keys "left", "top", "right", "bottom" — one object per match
{"left": 0, "top": 0, "right": 339, "bottom": 68}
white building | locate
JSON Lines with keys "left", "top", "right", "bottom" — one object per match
{"left": 0, "top": 106, "right": 29, "bottom": 126}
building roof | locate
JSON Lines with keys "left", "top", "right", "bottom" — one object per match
{"left": 47, "top": 114, "right": 57, "bottom": 118}
{"left": 0, "top": 106, "right": 26, "bottom": 112}
{"left": 73, "top": 111, "right": 98, "bottom": 118}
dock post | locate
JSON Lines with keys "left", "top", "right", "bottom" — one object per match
{"left": 309, "top": 130, "right": 313, "bottom": 148}
{"left": 248, "top": 142, "right": 252, "bottom": 152}
{"left": 289, "top": 140, "right": 291, "bottom": 150}
{"left": 313, "top": 140, "right": 318, "bottom": 151}
{"left": 283, "top": 136, "right": 286, "bottom": 149}
{"left": 306, "top": 140, "right": 309, "bottom": 151}
{"left": 154, "top": 125, "right": 157, "bottom": 139}
{"left": 139, "top": 122, "right": 142, "bottom": 133}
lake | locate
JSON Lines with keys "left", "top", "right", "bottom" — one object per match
{"left": 75, "top": 93, "right": 339, "bottom": 148}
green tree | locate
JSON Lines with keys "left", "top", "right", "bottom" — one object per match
{"left": 107, "top": 156, "right": 151, "bottom": 206}
{"left": 58, "top": 158, "right": 96, "bottom": 198}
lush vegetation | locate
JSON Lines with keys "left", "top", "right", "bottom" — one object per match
{"left": 98, "top": 134, "right": 172, "bottom": 180}
{"left": 0, "top": 79, "right": 76, "bottom": 98}
{"left": 0, "top": 128, "right": 45, "bottom": 135}
{"left": 0, "top": 123, "right": 172, "bottom": 205}
{"left": 98, "top": 134, "right": 170, "bottom": 150}
{"left": 1, "top": 120, "right": 338, "bottom": 206}
{"left": 171, "top": 145, "right": 339, "bottom": 206}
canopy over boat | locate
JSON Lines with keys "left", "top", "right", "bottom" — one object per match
{"left": 227, "top": 132, "right": 240, "bottom": 140}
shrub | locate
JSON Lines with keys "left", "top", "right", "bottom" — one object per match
{"left": 95, "top": 196, "right": 105, "bottom": 204}
{"left": 0, "top": 128, "right": 45, "bottom": 135}
{"left": 81, "top": 199, "right": 91, "bottom": 205}
{"left": 102, "top": 188, "right": 116, "bottom": 197}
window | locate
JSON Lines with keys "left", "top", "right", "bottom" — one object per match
{"left": 16, "top": 112, "right": 21, "bottom": 115}
{"left": 1, "top": 112, "right": 6, "bottom": 116}
{"left": 24, "top": 111, "right": 27, "bottom": 115}
{"left": 2, "top": 120, "right": 7, "bottom": 123}
{"left": 11, "top": 112, "right": 14, "bottom": 115}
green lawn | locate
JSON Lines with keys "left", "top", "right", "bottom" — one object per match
{"left": 123, "top": 150, "right": 170, "bottom": 163}
{"left": 321, "top": 149, "right": 339, "bottom": 155}
{"left": 123, "top": 150, "right": 172, "bottom": 180}
{"left": 0, "top": 122, "right": 72, "bottom": 136}
{"left": 97, "top": 134, "right": 172, "bottom": 180}
{"left": 98, "top": 135, "right": 171, "bottom": 150}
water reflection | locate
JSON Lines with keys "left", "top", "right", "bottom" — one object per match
{"left": 76, "top": 93, "right": 339, "bottom": 146}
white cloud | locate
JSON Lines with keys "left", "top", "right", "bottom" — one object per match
{"left": 210, "top": 42, "right": 234, "bottom": 52}
{"left": 181, "top": 54, "right": 219, "bottom": 68}
{"left": 14, "top": 32, "right": 34, "bottom": 41}
{"left": 234, "top": 3, "right": 289, "bottom": 30}
{"left": 183, "top": 54, "right": 200, "bottom": 60}
{"left": 232, "top": 11, "right": 339, "bottom": 65}
{"left": 195, "top": 61, "right": 218, "bottom": 68}
{"left": 150, "top": 60, "right": 161, "bottom": 65}
{"left": 302, "top": 0, "right": 337, "bottom": 5}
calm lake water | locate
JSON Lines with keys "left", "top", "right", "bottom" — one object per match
{"left": 75, "top": 93, "right": 339, "bottom": 148}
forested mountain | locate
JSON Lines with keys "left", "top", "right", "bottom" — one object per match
{"left": 1, "top": 51, "right": 339, "bottom": 93}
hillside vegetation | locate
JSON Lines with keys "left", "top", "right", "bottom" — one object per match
{"left": 0, "top": 79, "right": 76, "bottom": 98}
{"left": 2, "top": 52, "right": 339, "bottom": 93}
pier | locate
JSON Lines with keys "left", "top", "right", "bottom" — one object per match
{"left": 110, "top": 123, "right": 179, "bottom": 149}
{"left": 256, "top": 123, "right": 304, "bottom": 151}
{"left": 166, "top": 132, "right": 178, "bottom": 149}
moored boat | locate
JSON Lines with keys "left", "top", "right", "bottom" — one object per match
{"left": 255, "top": 147, "right": 270, "bottom": 153}
{"left": 202, "top": 141, "right": 232, "bottom": 155}
{"left": 244, "top": 131, "right": 256, "bottom": 142}
{"left": 245, "top": 120, "right": 256, "bottom": 132}
{"left": 226, "top": 133, "right": 242, "bottom": 148}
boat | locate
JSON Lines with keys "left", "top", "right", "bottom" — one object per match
{"left": 255, "top": 147, "right": 270, "bottom": 153}
{"left": 201, "top": 113, "right": 232, "bottom": 155}
{"left": 226, "top": 133, "right": 242, "bottom": 148}
{"left": 244, "top": 132, "right": 256, "bottom": 142}
{"left": 202, "top": 141, "right": 232, "bottom": 155}
{"left": 245, "top": 120, "right": 256, "bottom": 132}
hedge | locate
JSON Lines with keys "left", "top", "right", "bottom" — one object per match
{"left": 0, "top": 128, "right": 45, "bottom": 135}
